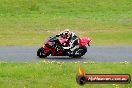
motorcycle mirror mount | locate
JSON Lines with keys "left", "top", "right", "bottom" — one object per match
{"left": 87, "top": 43, "right": 90, "bottom": 47}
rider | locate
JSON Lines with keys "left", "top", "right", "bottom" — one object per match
{"left": 55, "top": 29, "right": 79, "bottom": 53}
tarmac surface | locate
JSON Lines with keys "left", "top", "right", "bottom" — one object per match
{"left": 0, "top": 46, "right": 132, "bottom": 62}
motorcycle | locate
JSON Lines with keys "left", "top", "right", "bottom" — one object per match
{"left": 37, "top": 36, "right": 92, "bottom": 58}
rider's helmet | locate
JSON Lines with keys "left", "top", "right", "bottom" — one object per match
{"left": 62, "top": 29, "right": 70, "bottom": 39}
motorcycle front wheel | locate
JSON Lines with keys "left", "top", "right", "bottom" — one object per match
{"left": 69, "top": 46, "right": 87, "bottom": 58}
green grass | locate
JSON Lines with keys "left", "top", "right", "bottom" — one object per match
{"left": 0, "top": 28, "right": 132, "bottom": 45}
{"left": 0, "top": 61, "right": 131, "bottom": 88}
{"left": 0, "top": 1, "right": 131, "bottom": 88}
{"left": 0, "top": 0, "right": 132, "bottom": 45}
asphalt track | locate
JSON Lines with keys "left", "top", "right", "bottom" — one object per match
{"left": 0, "top": 46, "right": 132, "bottom": 62}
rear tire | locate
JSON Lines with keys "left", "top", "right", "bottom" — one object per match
{"left": 37, "top": 47, "right": 48, "bottom": 58}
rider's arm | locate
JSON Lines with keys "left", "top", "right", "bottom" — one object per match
{"left": 55, "top": 32, "right": 63, "bottom": 37}
{"left": 69, "top": 32, "right": 78, "bottom": 40}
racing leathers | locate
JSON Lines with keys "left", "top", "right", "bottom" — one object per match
{"left": 55, "top": 31, "right": 79, "bottom": 52}
{"left": 68, "top": 32, "right": 79, "bottom": 51}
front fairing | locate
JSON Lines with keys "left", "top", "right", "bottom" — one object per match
{"left": 79, "top": 37, "right": 92, "bottom": 47}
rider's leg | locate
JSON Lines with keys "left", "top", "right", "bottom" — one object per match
{"left": 71, "top": 45, "right": 79, "bottom": 51}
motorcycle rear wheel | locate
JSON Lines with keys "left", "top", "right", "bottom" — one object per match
{"left": 37, "top": 47, "right": 48, "bottom": 58}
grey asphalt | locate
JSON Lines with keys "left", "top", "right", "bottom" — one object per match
{"left": 0, "top": 46, "right": 132, "bottom": 62}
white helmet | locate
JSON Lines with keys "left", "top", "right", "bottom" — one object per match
{"left": 63, "top": 29, "right": 70, "bottom": 39}
{"left": 64, "top": 29, "right": 70, "bottom": 32}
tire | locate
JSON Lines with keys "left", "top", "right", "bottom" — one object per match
{"left": 37, "top": 47, "right": 48, "bottom": 58}
{"left": 70, "top": 46, "right": 87, "bottom": 58}
{"left": 80, "top": 46, "right": 87, "bottom": 56}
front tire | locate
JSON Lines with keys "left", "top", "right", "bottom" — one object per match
{"left": 80, "top": 46, "right": 87, "bottom": 56}
{"left": 37, "top": 47, "right": 47, "bottom": 58}
{"left": 70, "top": 46, "right": 87, "bottom": 58}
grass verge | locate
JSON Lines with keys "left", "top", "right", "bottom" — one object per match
{"left": 0, "top": 28, "right": 132, "bottom": 46}
{"left": 0, "top": 61, "right": 131, "bottom": 88}
{"left": 0, "top": 0, "right": 132, "bottom": 45}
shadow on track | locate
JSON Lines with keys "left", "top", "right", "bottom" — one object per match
{"left": 37, "top": 56, "right": 87, "bottom": 62}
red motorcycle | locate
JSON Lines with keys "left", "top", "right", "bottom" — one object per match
{"left": 37, "top": 36, "right": 92, "bottom": 58}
